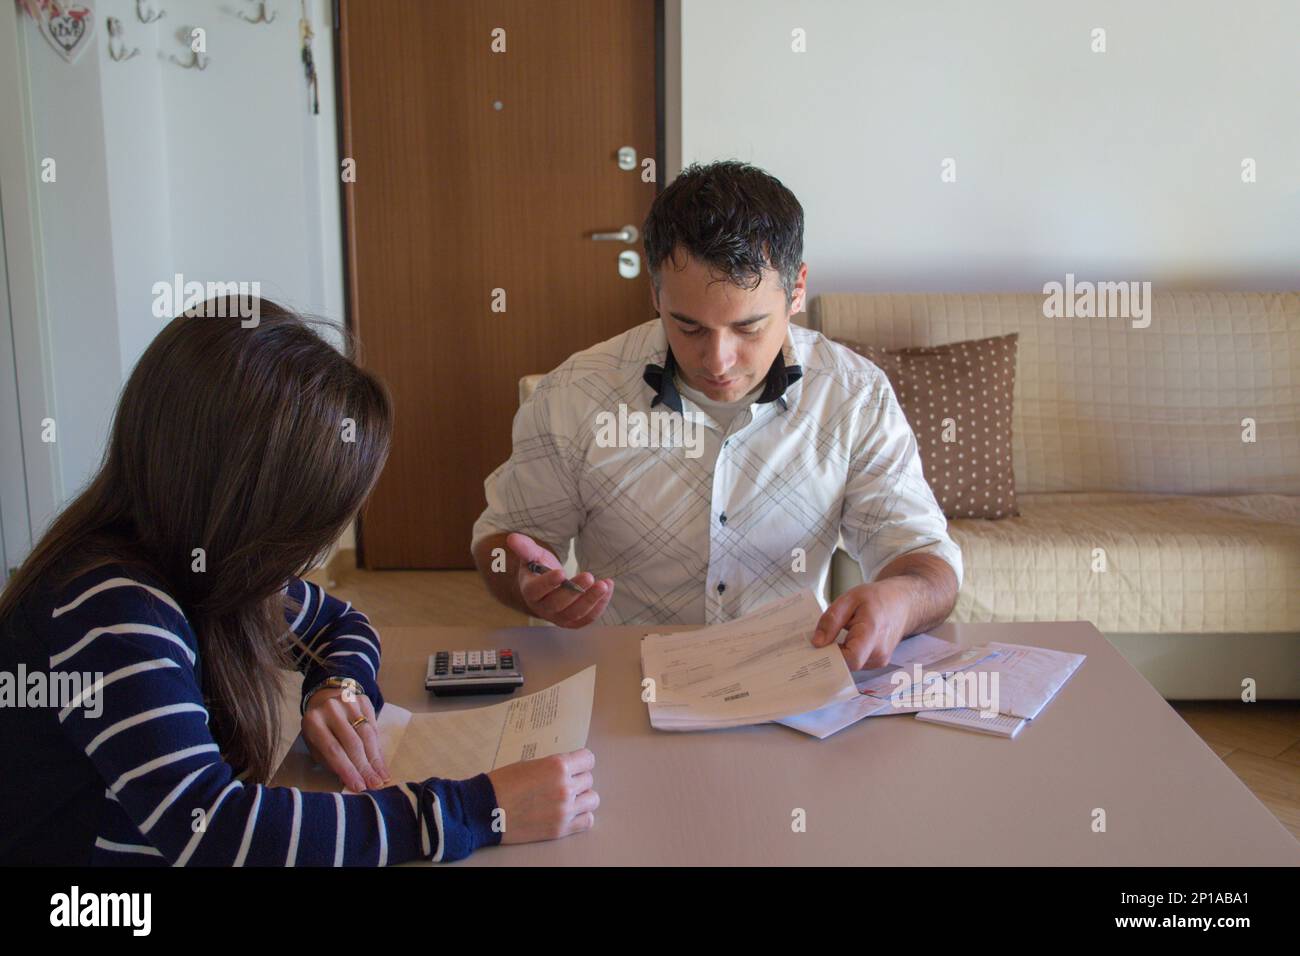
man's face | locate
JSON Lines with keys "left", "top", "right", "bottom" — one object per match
{"left": 651, "top": 247, "right": 807, "bottom": 402}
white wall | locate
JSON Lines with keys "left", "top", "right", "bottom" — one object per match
{"left": 18, "top": 0, "right": 1297, "bottom": 559}
{"left": 678, "top": 0, "right": 1300, "bottom": 295}
{"left": 98, "top": 1, "right": 170, "bottom": 394}
{"left": 0, "top": 0, "right": 60, "bottom": 573}
{"left": 18, "top": 0, "right": 345, "bottom": 511}
{"left": 23, "top": 3, "right": 122, "bottom": 503}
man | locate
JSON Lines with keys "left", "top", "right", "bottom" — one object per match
{"left": 471, "top": 160, "right": 961, "bottom": 670}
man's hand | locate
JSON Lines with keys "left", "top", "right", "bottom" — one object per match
{"left": 811, "top": 579, "right": 912, "bottom": 670}
{"left": 810, "top": 552, "right": 960, "bottom": 670}
{"left": 506, "top": 533, "right": 614, "bottom": 628}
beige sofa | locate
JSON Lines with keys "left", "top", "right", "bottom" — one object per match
{"left": 519, "top": 291, "right": 1299, "bottom": 698}
{"left": 811, "top": 291, "right": 1300, "bottom": 699}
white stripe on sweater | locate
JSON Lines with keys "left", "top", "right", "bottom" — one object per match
{"left": 58, "top": 658, "right": 180, "bottom": 722}
{"left": 348, "top": 618, "right": 381, "bottom": 640}
{"left": 232, "top": 786, "right": 263, "bottom": 866}
{"left": 367, "top": 794, "right": 388, "bottom": 867}
{"left": 95, "top": 837, "right": 164, "bottom": 857}
{"left": 346, "top": 619, "right": 383, "bottom": 650}
{"left": 109, "top": 743, "right": 218, "bottom": 795}
{"left": 53, "top": 577, "right": 184, "bottom": 619}
{"left": 140, "top": 764, "right": 210, "bottom": 834}
{"left": 174, "top": 780, "right": 243, "bottom": 866}
{"left": 85, "top": 703, "right": 207, "bottom": 755}
{"left": 430, "top": 792, "right": 447, "bottom": 863}
{"left": 325, "top": 650, "right": 377, "bottom": 676}
{"left": 332, "top": 792, "right": 346, "bottom": 867}
{"left": 286, "top": 789, "right": 302, "bottom": 866}
{"left": 288, "top": 579, "right": 313, "bottom": 632}
{"left": 304, "top": 583, "right": 324, "bottom": 634}
{"left": 401, "top": 784, "right": 428, "bottom": 858}
{"left": 330, "top": 634, "right": 381, "bottom": 657}
{"left": 50, "top": 623, "right": 196, "bottom": 669}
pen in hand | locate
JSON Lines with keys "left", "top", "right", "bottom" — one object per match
{"left": 525, "top": 560, "right": 587, "bottom": 593}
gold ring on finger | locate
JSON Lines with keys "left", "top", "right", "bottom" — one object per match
{"left": 350, "top": 715, "right": 368, "bottom": 729}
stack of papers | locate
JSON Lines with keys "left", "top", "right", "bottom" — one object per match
{"left": 778, "top": 633, "right": 982, "bottom": 738}
{"left": 640, "top": 591, "right": 860, "bottom": 731}
{"left": 640, "top": 590, "right": 1086, "bottom": 740}
{"left": 780, "top": 637, "right": 1085, "bottom": 739}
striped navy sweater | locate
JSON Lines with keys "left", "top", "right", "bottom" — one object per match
{"left": 0, "top": 562, "right": 500, "bottom": 865}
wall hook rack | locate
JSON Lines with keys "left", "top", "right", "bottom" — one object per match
{"left": 136, "top": 0, "right": 166, "bottom": 24}
{"left": 107, "top": 18, "right": 141, "bottom": 62}
{"left": 171, "top": 49, "right": 208, "bottom": 70}
{"left": 239, "top": 1, "right": 277, "bottom": 24}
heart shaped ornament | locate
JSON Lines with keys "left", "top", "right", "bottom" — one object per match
{"left": 39, "top": 3, "right": 96, "bottom": 64}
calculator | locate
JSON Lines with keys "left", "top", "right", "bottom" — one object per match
{"left": 424, "top": 648, "right": 523, "bottom": 696}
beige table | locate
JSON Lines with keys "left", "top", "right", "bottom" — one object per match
{"left": 273, "top": 620, "right": 1300, "bottom": 865}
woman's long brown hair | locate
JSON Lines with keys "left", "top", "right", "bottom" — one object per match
{"left": 0, "top": 297, "right": 392, "bottom": 782}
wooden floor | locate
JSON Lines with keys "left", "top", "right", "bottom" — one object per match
{"left": 308, "top": 559, "right": 1300, "bottom": 841}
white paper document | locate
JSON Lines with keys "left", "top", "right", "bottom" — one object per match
{"left": 916, "top": 708, "right": 1027, "bottom": 738}
{"left": 943, "top": 642, "right": 1084, "bottom": 720}
{"left": 777, "top": 633, "right": 970, "bottom": 739}
{"left": 276, "top": 667, "right": 596, "bottom": 791}
{"left": 387, "top": 666, "right": 597, "bottom": 783}
{"left": 640, "top": 590, "right": 859, "bottom": 731}
{"left": 778, "top": 637, "right": 1085, "bottom": 739}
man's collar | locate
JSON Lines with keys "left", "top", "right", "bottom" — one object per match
{"left": 642, "top": 329, "right": 803, "bottom": 414}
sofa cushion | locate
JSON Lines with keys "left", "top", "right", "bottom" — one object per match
{"left": 835, "top": 333, "right": 1018, "bottom": 519}
{"left": 831, "top": 492, "right": 1300, "bottom": 633}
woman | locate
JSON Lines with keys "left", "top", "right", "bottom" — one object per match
{"left": 0, "top": 297, "right": 597, "bottom": 865}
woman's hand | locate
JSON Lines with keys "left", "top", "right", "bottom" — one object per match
{"left": 487, "top": 749, "right": 598, "bottom": 844}
{"left": 301, "top": 688, "right": 391, "bottom": 792}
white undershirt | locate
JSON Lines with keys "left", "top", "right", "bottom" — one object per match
{"left": 675, "top": 375, "right": 765, "bottom": 432}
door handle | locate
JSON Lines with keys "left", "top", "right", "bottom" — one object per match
{"left": 589, "top": 224, "right": 639, "bottom": 243}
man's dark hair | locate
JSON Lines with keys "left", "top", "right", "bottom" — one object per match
{"left": 642, "top": 160, "right": 804, "bottom": 307}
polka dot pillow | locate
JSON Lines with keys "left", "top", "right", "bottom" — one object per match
{"left": 835, "top": 333, "right": 1019, "bottom": 520}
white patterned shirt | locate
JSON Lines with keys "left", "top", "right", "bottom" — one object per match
{"left": 472, "top": 319, "right": 962, "bottom": 626}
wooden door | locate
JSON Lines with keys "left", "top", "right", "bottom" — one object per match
{"left": 339, "top": 0, "right": 660, "bottom": 568}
